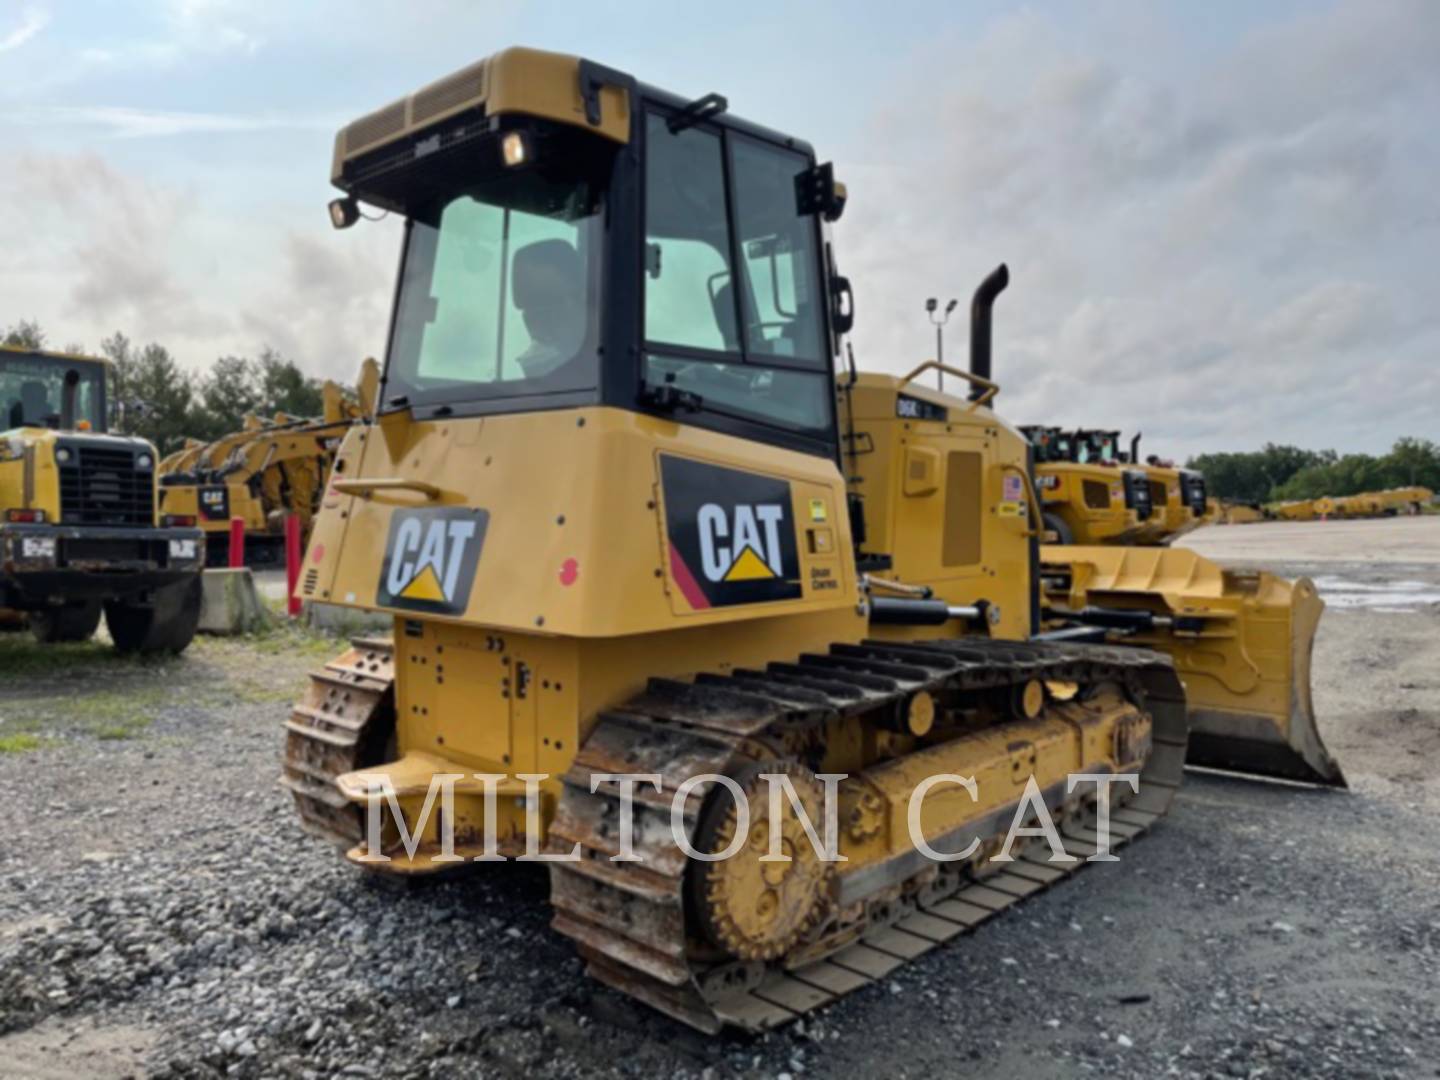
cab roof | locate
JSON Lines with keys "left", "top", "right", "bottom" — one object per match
{"left": 0, "top": 344, "right": 109, "bottom": 368}
{"left": 332, "top": 45, "right": 814, "bottom": 191}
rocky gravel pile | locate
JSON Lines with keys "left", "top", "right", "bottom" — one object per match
{"left": 3, "top": 630, "right": 1439, "bottom": 1078}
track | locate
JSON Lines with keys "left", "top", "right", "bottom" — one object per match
{"left": 279, "top": 637, "right": 396, "bottom": 847}
{"left": 548, "top": 638, "right": 1188, "bottom": 1033}
{"left": 279, "top": 635, "right": 1186, "bottom": 1033}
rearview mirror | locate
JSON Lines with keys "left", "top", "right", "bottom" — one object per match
{"left": 795, "top": 162, "right": 847, "bottom": 222}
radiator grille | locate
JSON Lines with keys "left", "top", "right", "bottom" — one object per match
{"left": 1082, "top": 479, "right": 1112, "bottom": 510}
{"left": 64, "top": 537, "right": 146, "bottom": 564}
{"left": 412, "top": 59, "right": 487, "bottom": 124}
{"left": 58, "top": 444, "right": 154, "bottom": 527}
{"left": 344, "top": 101, "right": 407, "bottom": 155}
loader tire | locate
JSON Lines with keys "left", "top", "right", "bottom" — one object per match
{"left": 30, "top": 601, "right": 103, "bottom": 644}
{"left": 105, "top": 576, "right": 203, "bottom": 655}
{"left": 1042, "top": 511, "right": 1074, "bottom": 545}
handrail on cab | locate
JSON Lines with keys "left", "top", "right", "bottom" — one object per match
{"left": 331, "top": 478, "right": 441, "bottom": 500}
{"left": 897, "top": 360, "right": 999, "bottom": 413}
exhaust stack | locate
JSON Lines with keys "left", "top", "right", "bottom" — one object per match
{"left": 60, "top": 369, "right": 80, "bottom": 431}
{"left": 969, "top": 264, "right": 1009, "bottom": 400}
{"left": 1130, "top": 432, "right": 1142, "bottom": 464}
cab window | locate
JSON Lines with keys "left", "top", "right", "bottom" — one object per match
{"left": 642, "top": 111, "right": 832, "bottom": 441}
{"left": 730, "top": 136, "right": 826, "bottom": 365}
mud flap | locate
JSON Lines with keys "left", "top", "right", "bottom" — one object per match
{"left": 1040, "top": 545, "right": 1345, "bottom": 788}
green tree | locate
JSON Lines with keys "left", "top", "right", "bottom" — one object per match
{"left": 1190, "top": 443, "right": 1337, "bottom": 502}
{"left": 102, "top": 332, "right": 194, "bottom": 453}
{"left": 255, "top": 347, "right": 324, "bottom": 419}
{"left": 2, "top": 319, "right": 46, "bottom": 349}
{"left": 194, "top": 355, "right": 263, "bottom": 441}
{"left": 1383, "top": 437, "right": 1440, "bottom": 489}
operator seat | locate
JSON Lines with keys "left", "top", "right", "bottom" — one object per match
{"left": 14, "top": 380, "right": 53, "bottom": 427}
{"left": 511, "top": 239, "right": 585, "bottom": 378}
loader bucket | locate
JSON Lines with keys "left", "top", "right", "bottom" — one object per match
{"left": 1041, "top": 545, "right": 1345, "bottom": 787}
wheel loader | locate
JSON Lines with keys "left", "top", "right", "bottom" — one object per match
{"left": 280, "top": 47, "right": 1342, "bottom": 1033}
{"left": 157, "top": 361, "right": 378, "bottom": 566}
{"left": 0, "top": 345, "right": 205, "bottom": 651}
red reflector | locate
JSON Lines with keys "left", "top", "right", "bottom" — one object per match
{"left": 163, "top": 514, "right": 197, "bottom": 528}
{"left": 6, "top": 509, "right": 45, "bottom": 523}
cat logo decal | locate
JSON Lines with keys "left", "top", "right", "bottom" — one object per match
{"left": 377, "top": 507, "right": 488, "bottom": 615}
{"left": 660, "top": 455, "right": 802, "bottom": 610}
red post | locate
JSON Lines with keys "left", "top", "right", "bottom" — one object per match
{"left": 284, "top": 513, "right": 303, "bottom": 618}
{"left": 228, "top": 516, "right": 245, "bottom": 569}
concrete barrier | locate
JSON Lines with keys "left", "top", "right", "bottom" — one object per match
{"left": 303, "top": 600, "right": 390, "bottom": 636}
{"left": 198, "top": 568, "right": 272, "bottom": 635}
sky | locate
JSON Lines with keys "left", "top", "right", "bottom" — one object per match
{"left": 1, "top": 0, "right": 1436, "bottom": 458}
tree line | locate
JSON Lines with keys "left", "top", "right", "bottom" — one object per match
{"left": 8, "top": 316, "right": 1434, "bottom": 499}
{"left": 3, "top": 319, "right": 325, "bottom": 454}
{"left": 1187, "top": 438, "right": 1440, "bottom": 504}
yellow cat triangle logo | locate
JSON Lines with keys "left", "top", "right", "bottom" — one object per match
{"left": 399, "top": 563, "right": 447, "bottom": 602}
{"left": 723, "top": 546, "right": 776, "bottom": 581}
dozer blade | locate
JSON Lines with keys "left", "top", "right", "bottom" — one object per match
{"left": 1041, "top": 545, "right": 1344, "bottom": 787}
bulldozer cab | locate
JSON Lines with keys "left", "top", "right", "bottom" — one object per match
{"left": 1, "top": 348, "right": 107, "bottom": 433}
{"left": 1073, "top": 429, "right": 1120, "bottom": 465}
{"left": 337, "top": 52, "right": 845, "bottom": 462}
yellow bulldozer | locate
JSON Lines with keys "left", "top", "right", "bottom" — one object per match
{"left": 1022, "top": 426, "right": 1211, "bottom": 545}
{"left": 1022, "top": 426, "right": 1155, "bottom": 544}
{"left": 278, "top": 47, "right": 1342, "bottom": 1034}
{"left": 1, "top": 345, "right": 205, "bottom": 650}
{"left": 157, "top": 363, "right": 377, "bottom": 565}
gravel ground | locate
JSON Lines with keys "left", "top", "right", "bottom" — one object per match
{"left": 2, "top": 517, "right": 1438, "bottom": 1079}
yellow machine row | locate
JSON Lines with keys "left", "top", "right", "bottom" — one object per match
{"left": 157, "top": 362, "right": 377, "bottom": 565}
{"left": 1211, "top": 499, "right": 1265, "bottom": 525}
{"left": 1023, "top": 426, "right": 1212, "bottom": 545}
{"left": 1225, "top": 487, "right": 1432, "bottom": 526}
{"left": 1314, "top": 487, "right": 1432, "bottom": 519}
{"left": 1, "top": 346, "right": 204, "bottom": 650}
{"left": 278, "top": 47, "right": 1342, "bottom": 1033}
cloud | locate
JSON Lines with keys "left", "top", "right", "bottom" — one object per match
{"left": 838, "top": 1, "right": 1440, "bottom": 457}
{"left": 0, "top": 6, "right": 48, "bottom": 52}
{"left": 11, "top": 105, "right": 338, "bottom": 139}
{"left": 0, "top": 152, "right": 224, "bottom": 339}
{"left": 0, "top": 147, "right": 396, "bottom": 387}
{"left": 237, "top": 223, "right": 401, "bottom": 385}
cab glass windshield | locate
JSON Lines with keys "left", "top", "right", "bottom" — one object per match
{"left": 1, "top": 354, "right": 105, "bottom": 430}
{"left": 383, "top": 164, "right": 605, "bottom": 409}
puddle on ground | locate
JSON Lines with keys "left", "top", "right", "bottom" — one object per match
{"left": 1311, "top": 576, "right": 1440, "bottom": 612}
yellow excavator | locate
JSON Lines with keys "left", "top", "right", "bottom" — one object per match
{"left": 158, "top": 363, "right": 377, "bottom": 565}
{"left": 279, "top": 47, "right": 1342, "bottom": 1034}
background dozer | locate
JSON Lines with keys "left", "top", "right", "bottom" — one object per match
{"left": 1130, "top": 435, "right": 1213, "bottom": 542}
{"left": 158, "top": 361, "right": 377, "bottom": 565}
{"left": 279, "top": 47, "right": 1343, "bottom": 1034}
{"left": 1022, "top": 425, "right": 1155, "bottom": 544}
{"left": 1023, "top": 425, "right": 1211, "bottom": 545}
{"left": 1, "top": 345, "right": 205, "bottom": 651}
